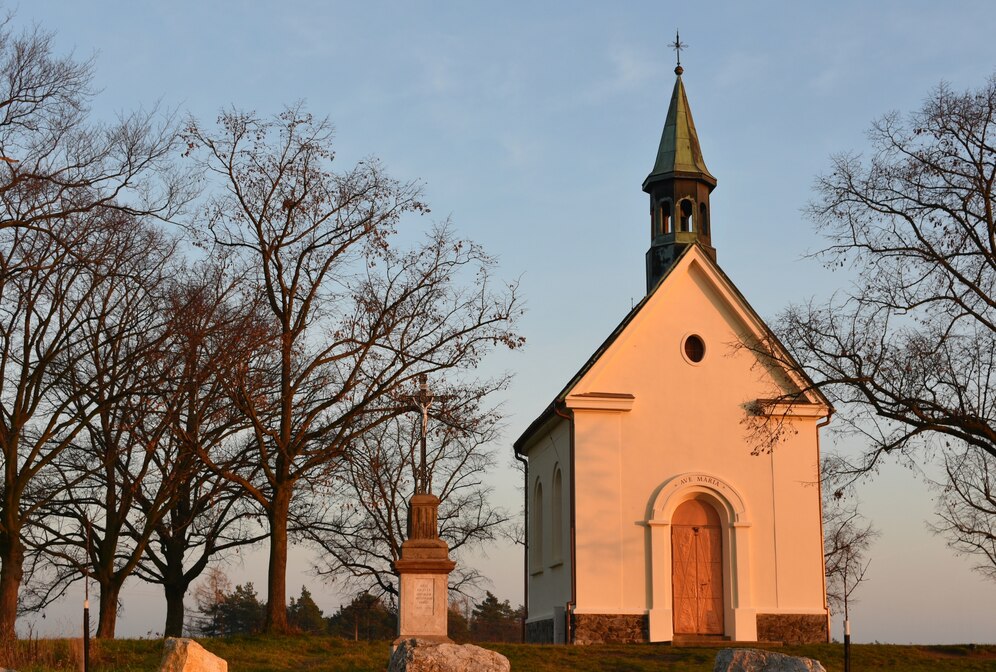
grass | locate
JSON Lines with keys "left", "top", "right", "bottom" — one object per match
{"left": 2, "top": 636, "right": 995, "bottom": 672}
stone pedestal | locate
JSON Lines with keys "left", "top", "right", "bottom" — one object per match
{"left": 393, "top": 493, "right": 456, "bottom": 643}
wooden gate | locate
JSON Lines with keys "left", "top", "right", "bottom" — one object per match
{"left": 671, "top": 499, "right": 724, "bottom": 635}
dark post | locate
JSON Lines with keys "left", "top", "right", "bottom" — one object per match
{"left": 83, "top": 601, "right": 90, "bottom": 672}
{"left": 83, "top": 522, "right": 91, "bottom": 672}
{"left": 415, "top": 374, "right": 431, "bottom": 494}
{"left": 843, "top": 618, "right": 850, "bottom": 672}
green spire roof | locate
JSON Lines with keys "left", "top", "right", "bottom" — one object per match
{"left": 642, "top": 72, "right": 716, "bottom": 191}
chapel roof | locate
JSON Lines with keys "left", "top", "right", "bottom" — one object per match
{"left": 512, "top": 243, "right": 831, "bottom": 454}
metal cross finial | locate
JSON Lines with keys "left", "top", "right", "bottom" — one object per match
{"left": 669, "top": 30, "right": 688, "bottom": 75}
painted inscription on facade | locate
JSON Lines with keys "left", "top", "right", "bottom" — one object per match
{"left": 673, "top": 473, "right": 727, "bottom": 491}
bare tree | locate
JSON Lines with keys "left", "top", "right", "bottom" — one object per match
{"left": 822, "top": 472, "right": 877, "bottom": 672}
{"left": 931, "top": 448, "right": 996, "bottom": 580}
{"left": 132, "top": 260, "right": 270, "bottom": 637}
{"left": 182, "top": 106, "right": 523, "bottom": 633}
{"left": 34, "top": 255, "right": 268, "bottom": 640}
{"left": 748, "top": 76, "right": 996, "bottom": 574}
{"left": 0, "top": 214, "right": 162, "bottom": 638}
{"left": 188, "top": 566, "right": 232, "bottom": 637}
{"left": 0, "top": 20, "right": 188, "bottom": 237}
{"left": 822, "top": 476, "right": 878, "bottom": 618}
{"left": 0, "top": 16, "right": 190, "bottom": 639}
{"left": 25, "top": 217, "right": 179, "bottom": 639}
{"left": 299, "top": 389, "right": 510, "bottom": 598}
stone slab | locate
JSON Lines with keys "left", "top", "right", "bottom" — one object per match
{"left": 388, "top": 638, "right": 509, "bottom": 672}
{"left": 713, "top": 648, "right": 826, "bottom": 672}
{"left": 159, "top": 638, "right": 227, "bottom": 672}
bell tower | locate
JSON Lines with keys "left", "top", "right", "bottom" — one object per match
{"left": 644, "top": 37, "right": 717, "bottom": 293}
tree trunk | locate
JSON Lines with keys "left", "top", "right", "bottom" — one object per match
{"left": 264, "top": 486, "right": 292, "bottom": 634}
{"left": 163, "top": 581, "right": 186, "bottom": 637}
{"left": 0, "top": 530, "right": 24, "bottom": 641}
{"left": 95, "top": 582, "right": 120, "bottom": 638}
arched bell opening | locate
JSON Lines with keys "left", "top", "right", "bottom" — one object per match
{"left": 679, "top": 199, "right": 694, "bottom": 232}
{"left": 652, "top": 198, "right": 673, "bottom": 238}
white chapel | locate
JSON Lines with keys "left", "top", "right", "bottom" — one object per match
{"left": 514, "top": 63, "right": 831, "bottom": 645}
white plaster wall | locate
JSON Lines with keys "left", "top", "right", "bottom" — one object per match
{"left": 523, "top": 419, "right": 573, "bottom": 626}
{"left": 573, "top": 412, "right": 628, "bottom": 612}
{"left": 768, "top": 426, "right": 826, "bottom": 610}
{"left": 569, "top": 252, "right": 826, "bottom": 624}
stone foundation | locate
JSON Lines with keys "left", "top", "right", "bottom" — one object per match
{"left": 756, "top": 613, "right": 828, "bottom": 644}
{"left": 525, "top": 618, "right": 554, "bottom": 643}
{"left": 571, "top": 613, "right": 648, "bottom": 644}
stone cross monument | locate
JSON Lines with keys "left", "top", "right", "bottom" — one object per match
{"left": 392, "top": 376, "right": 456, "bottom": 643}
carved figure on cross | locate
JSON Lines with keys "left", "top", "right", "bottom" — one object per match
{"left": 411, "top": 374, "right": 452, "bottom": 495}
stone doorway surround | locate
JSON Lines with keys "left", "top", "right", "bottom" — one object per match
{"left": 647, "top": 472, "right": 756, "bottom": 642}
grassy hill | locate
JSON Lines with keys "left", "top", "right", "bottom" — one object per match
{"left": 4, "top": 636, "right": 996, "bottom": 672}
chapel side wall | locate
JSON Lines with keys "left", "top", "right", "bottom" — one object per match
{"left": 572, "top": 409, "right": 650, "bottom": 643}
{"left": 744, "top": 413, "right": 828, "bottom": 643}
{"left": 767, "top": 416, "right": 827, "bottom": 611}
{"left": 573, "top": 411, "right": 625, "bottom": 613}
{"left": 524, "top": 419, "right": 572, "bottom": 642}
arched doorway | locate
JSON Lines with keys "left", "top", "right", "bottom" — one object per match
{"left": 671, "top": 498, "right": 724, "bottom": 635}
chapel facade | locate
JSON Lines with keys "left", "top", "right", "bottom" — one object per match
{"left": 514, "top": 64, "right": 831, "bottom": 645}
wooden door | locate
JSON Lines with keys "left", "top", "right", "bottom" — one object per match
{"left": 672, "top": 499, "right": 724, "bottom": 635}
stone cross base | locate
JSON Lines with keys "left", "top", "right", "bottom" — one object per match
{"left": 395, "top": 562, "right": 454, "bottom": 640}
{"left": 392, "top": 494, "right": 456, "bottom": 642}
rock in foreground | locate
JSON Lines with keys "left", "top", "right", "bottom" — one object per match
{"left": 714, "top": 647, "right": 826, "bottom": 672}
{"left": 389, "top": 638, "right": 510, "bottom": 672}
{"left": 159, "top": 638, "right": 228, "bottom": 672}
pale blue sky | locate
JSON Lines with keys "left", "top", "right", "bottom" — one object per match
{"left": 15, "top": 1, "right": 996, "bottom": 643}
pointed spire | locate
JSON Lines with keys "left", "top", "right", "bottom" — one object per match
{"left": 643, "top": 71, "right": 716, "bottom": 192}
{"left": 642, "top": 41, "right": 718, "bottom": 292}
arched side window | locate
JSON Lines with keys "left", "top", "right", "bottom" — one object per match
{"left": 551, "top": 466, "right": 563, "bottom": 564}
{"left": 700, "top": 203, "right": 709, "bottom": 235}
{"left": 680, "top": 199, "right": 694, "bottom": 232}
{"left": 530, "top": 479, "right": 544, "bottom": 572}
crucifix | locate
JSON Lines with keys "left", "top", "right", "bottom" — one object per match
{"left": 668, "top": 30, "right": 688, "bottom": 75}
{"left": 412, "top": 375, "right": 433, "bottom": 495}
{"left": 393, "top": 373, "right": 457, "bottom": 646}
{"left": 410, "top": 374, "right": 452, "bottom": 495}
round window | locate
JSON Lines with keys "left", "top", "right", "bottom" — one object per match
{"left": 684, "top": 335, "right": 705, "bottom": 363}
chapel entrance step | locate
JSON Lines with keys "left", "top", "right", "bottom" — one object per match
{"left": 669, "top": 636, "right": 784, "bottom": 647}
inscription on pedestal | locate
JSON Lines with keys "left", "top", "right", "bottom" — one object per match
{"left": 414, "top": 578, "right": 434, "bottom": 615}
